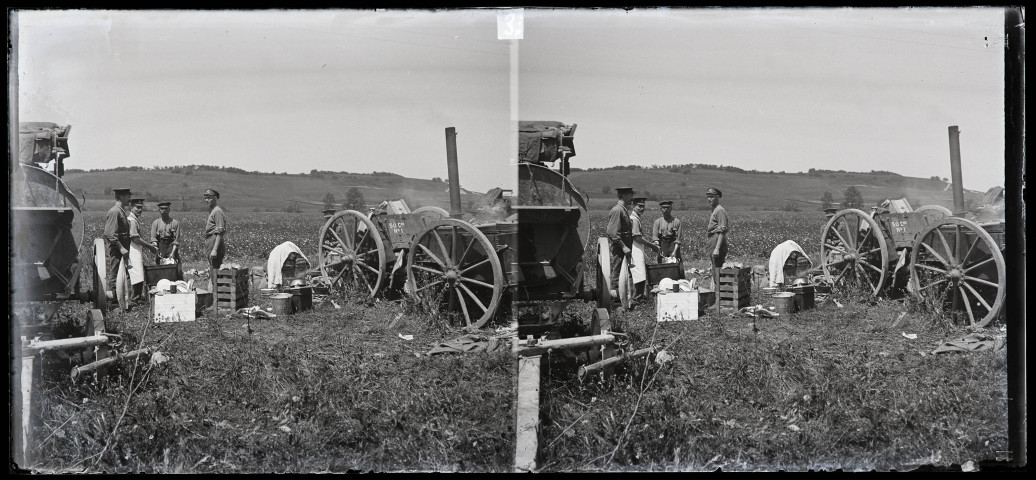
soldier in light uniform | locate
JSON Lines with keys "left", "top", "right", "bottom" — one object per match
{"left": 151, "top": 201, "right": 183, "bottom": 280}
{"left": 605, "top": 187, "right": 635, "bottom": 293}
{"left": 629, "top": 197, "right": 657, "bottom": 304}
{"left": 103, "top": 188, "right": 133, "bottom": 303}
{"left": 127, "top": 198, "right": 157, "bottom": 302}
{"left": 204, "top": 188, "right": 227, "bottom": 292}
{"left": 705, "top": 187, "right": 729, "bottom": 313}
{"left": 652, "top": 200, "right": 683, "bottom": 267}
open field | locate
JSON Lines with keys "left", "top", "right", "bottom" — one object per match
{"left": 22, "top": 210, "right": 1009, "bottom": 472}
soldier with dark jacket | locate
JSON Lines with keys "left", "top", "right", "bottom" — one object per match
{"left": 605, "top": 187, "right": 635, "bottom": 291}
{"left": 103, "top": 188, "right": 133, "bottom": 301}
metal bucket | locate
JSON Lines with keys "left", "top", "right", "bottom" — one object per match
{"left": 762, "top": 286, "right": 779, "bottom": 297}
{"left": 773, "top": 292, "right": 796, "bottom": 315}
{"left": 290, "top": 286, "right": 312, "bottom": 312}
{"left": 270, "top": 293, "right": 294, "bottom": 315}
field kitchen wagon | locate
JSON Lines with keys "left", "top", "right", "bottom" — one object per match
{"left": 316, "top": 122, "right": 623, "bottom": 328}
{"left": 819, "top": 126, "right": 1007, "bottom": 327}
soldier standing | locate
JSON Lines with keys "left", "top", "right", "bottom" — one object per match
{"left": 629, "top": 197, "right": 657, "bottom": 304}
{"left": 127, "top": 198, "right": 157, "bottom": 302}
{"left": 605, "top": 187, "right": 635, "bottom": 294}
{"left": 652, "top": 200, "right": 683, "bottom": 266}
{"left": 204, "top": 188, "right": 227, "bottom": 292}
{"left": 706, "top": 187, "right": 729, "bottom": 314}
{"left": 103, "top": 188, "right": 133, "bottom": 302}
{"left": 151, "top": 201, "right": 183, "bottom": 279}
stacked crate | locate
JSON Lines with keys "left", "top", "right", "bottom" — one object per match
{"left": 718, "top": 266, "right": 751, "bottom": 313}
{"left": 216, "top": 267, "right": 250, "bottom": 311}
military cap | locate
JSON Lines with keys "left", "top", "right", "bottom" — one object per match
{"left": 157, "top": 201, "right": 172, "bottom": 208}
{"left": 322, "top": 208, "right": 337, "bottom": 216}
{"left": 632, "top": 197, "right": 647, "bottom": 205}
{"left": 203, "top": 188, "right": 220, "bottom": 199}
{"left": 113, "top": 188, "right": 132, "bottom": 196}
{"left": 130, "top": 198, "right": 146, "bottom": 205}
{"left": 659, "top": 200, "right": 674, "bottom": 207}
{"left": 706, "top": 187, "right": 722, "bottom": 198}
{"left": 615, "top": 187, "right": 635, "bottom": 195}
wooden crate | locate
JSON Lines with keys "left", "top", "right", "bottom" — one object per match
{"left": 656, "top": 290, "right": 698, "bottom": 321}
{"left": 718, "top": 267, "right": 751, "bottom": 313}
{"left": 216, "top": 268, "right": 249, "bottom": 310}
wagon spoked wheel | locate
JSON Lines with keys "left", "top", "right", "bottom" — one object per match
{"left": 319, "top": 210, "right": 387, "bottom": 298}
{"left": 595, "top": 238, "right": 613, "bottom": 309}
{"left": 412, "top": 205, "right": 450, "bottom": 223}
{"left": 910, "top": 217, "right": 1005, "bottom": 328}
{"left": 91, "top": 238, "right": 108, "bottom": 312}
{"left": 819, "top": 209, "right": 889, "bottom": 297}
{"left": 916, "top": 205, "right": 953, "bottom": 217}
{"left": 406, "top": 219, "right": 504, "bottom": 328}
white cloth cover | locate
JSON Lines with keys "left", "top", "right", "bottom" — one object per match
{"left": 266, "top": 242, "right": 310, "bottom": 288}
{"left": 129, "top": 241, "right": 145, "bottom": 285}
{"left": 768, "top": 240, "right": 812, "bottom": 287}
{"left": 631, "top": 241, "right": 647, "bottom": 284}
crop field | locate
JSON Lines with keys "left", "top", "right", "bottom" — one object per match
{"left": 22, "top": 209, "right": 1010, "bottom": 473}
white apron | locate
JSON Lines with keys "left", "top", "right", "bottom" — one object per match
{"left": 631, "top": 241, "right": 647, "bottom": 284}
{"left": 129, "top": 242, "right": 145, "bottom": 285}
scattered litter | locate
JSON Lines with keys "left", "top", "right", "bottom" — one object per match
{"left": 149, "top": 351, "right": 169, "bottom": 366}
{"left": 654, "top": 350, "right": 675, "bottom": 365}
{"left": 236, "top": 306, "right": 276, "bottom": 319}
{"left": 739, "top": 305, "right": 779, "bottom": 318}
{"left": 398, "top": 333, "right": 414, "bottom": 341}
{"left": 932, "top": 333, "right": 1007, "bottom": 354}
{"left": 787, "top": 424, "right": 801, "bottom": 432}
{"left": 331, "top": 301, "right": 341, "bottom": 310}
{"left": 901, "top": 332, "right": 918, "bottom": 340}
{"left": 427, "top": 334, "right": 507, "bottom": 355}
{"left": 833, "top": 299, "right": 844, "bottom": 308}
{"left": 278, "top": 425, "right": 291, "bottom": 433}
{"left": 961, "top": 460, "right": 976, "bottom": 472}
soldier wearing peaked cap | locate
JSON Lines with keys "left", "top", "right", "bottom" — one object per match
{"left": 203, "top": 189, "right": 227, "bottom": 282}
{"left": 606, "top": 187, "right": 635, "bottom": 294}
{"left": 103, "top": 188, "right": 133, "bottom": 303}
{"left": 705, "top": 187, "right": 729, "bottom": 314}
{"left": 629, "top": 196, "right": 658, "bottom": 304}
{"left": 126, "top": 198, "right": 157, "bottom": 301}
{"left": 652, "top": 200, "right": 684, "bottom": 269}
{"left": 152, "top": 201, "right": 183, "bottom": 280}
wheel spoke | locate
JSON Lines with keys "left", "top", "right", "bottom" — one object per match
{"left": 857, "top": 263, "right": 876, "bottom": 292}
{"left": 414, "top": 279, "right": 445, "bottom": 293}
{"left": 832, "top": 264, "right": 851, "bottom": 286}
{"left": 824, "top": 243, "right": 850, "bottom": 254}
{"left": 840, "top": 219, "right": 857, "bottom": 250}
{"left": 411, "top": 263, "right": 445, "bottom": 276}
{"left": 322, "top": 244, "right": 348, "bottom": 257}
{"left": 862, "top": 247, "right": 884, "bottom": 256}
{"left": 860, "top": 261, "right": 883, "bottom": 274}
{"left": 959, "top": 232, "right": 980, "bottom": 266}
{"left": 958, "top": 285, "right": 977, "bottom": 326}
{"left": 355, "top": 266, "right": 374, "bottom": 295}
{"left": 355, "top": 227, "right": 371, "bottom": 251}
{"left": 914, "top": 263, "right": 948, "bottom": 275}
{"left": 432, "top": 229, "right": 451, "bottom": 267}
{"left": 456, "top": 286, "right": 474, "bottom": 327}
{"left": 829, "top": 224, "right": 852, "bottom": 252}
{"left": 917, "top": 278, "right": 947, "bottom": 292}
{"left": 951, "top": 282, "right": 961, "bottom": 318}
{"left": 417, "top": 243, "right": 448, "bottom": 270}
{"left": 457, "top": 235, "right": 477, "bottom": 266}
{"left": 961, "top": 281, "right": 992, "bottom": 311}
{"left": 356, "top": 261, "right": 380, "bottom": 275}
{"left": 331, "top": 264, "right": 349, "bottom": 285}
{"left": 329, "top": 228, "right": 351, "bottom": 253}
{"left": 935, "top": 228, "right": 955, "bottom": 264}
{"left": 355, "top": 248, "right": 380, "bottom": 259}
{"left": 962, "top": 275, "right": 999, "bottom": 289}
{"left": 459, "top": 276, "right": 496, "bottom": 290}
{"left": 963, "top": 256, "right": 995, "bottom": 274}
{"left": 919, "top": 241, "right": 951, "bottom": 268}
{"left": 459, "top": 257, "right": 492, "bottom": 275}
{"left": 858, "top": 225, "right": 873, "bottom": 250}
{"left": 458, "top": 282, "right": 489, "bottom": 314}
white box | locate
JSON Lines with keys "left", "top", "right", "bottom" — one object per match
{"left": 656, "top": 291, "right": 698, "bottom": 322}
{"left": 153, "top": 292, "right": 197, "bottom": 323}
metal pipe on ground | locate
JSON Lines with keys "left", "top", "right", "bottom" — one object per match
{"left": 577, "top": 346, "right": 656, "bottom": 381}
{"left": 517, "top": 334, "right": 616, "bottom": 357}
{"left": 71, "top": 347, "right": 151, "bottom": 381}
{"left": 24, "top": 335, "right": 109, "bottom": 353}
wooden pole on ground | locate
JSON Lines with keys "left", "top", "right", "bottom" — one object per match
{"left": 514, "top": 354, "right": 541, "bottom": 472}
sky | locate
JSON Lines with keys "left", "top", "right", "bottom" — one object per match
{"left": 14, "top": 8, "right": 1009, "bottom": 193}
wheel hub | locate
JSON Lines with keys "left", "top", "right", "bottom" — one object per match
{"left": 444, "top": 268, "right": 460, "bottom": 284}
{"left": 948, "top": 268, "right": 963, "bottom": 283}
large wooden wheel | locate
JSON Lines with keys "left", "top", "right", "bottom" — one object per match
{"left": 820, "top": 209, "right": 890, "bottom": 297}
{"left": 406, "top": 218, "right": 504, "bottom": 328}
{"left": 916, "top": 204, "right": 953, "bottom": 217}
{"left": 910, "top": 217, "right": 1006, "bottom": 327}
{"left": 412, "top": 205, "right": 449, "bottom": 222}
{"left": 596, "top": 237, "right": 631, "bottom": 310}
{"left": 319, "top": 210, "right": 388, "bottom": 298}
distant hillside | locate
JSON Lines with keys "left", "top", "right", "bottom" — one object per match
{"left": 567, "top": 165, "right": 985, "bottom": 212}
{"left": 60, "top": 164, "right": 987, "bottom": 213}
{"left": 62, "top": 166, "right": 472, "bottom": 212}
